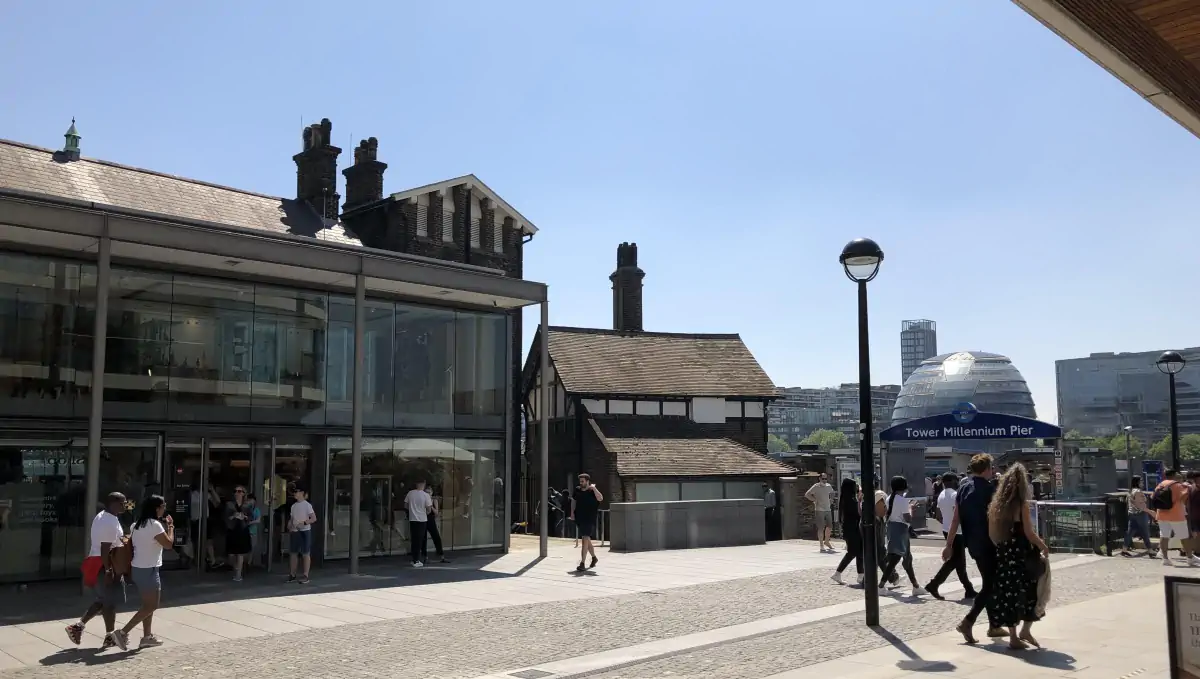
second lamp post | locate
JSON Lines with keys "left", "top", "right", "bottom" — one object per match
{"left": 840, "top": 237, "right": 884, "bottom": 627}
{"left": 1157, "top": 350, "right": 1187, "bottom": 471}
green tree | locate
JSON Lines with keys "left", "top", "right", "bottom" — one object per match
{"left": 800, "top": 428, "right": 850, "bottom": 451}
{"left": 1149, "top": 434, "right": 1200, "bottom": 461}
{"left": 767, "top": 434, "right": 791, "bottom": 454}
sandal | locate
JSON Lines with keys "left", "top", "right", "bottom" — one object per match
{"left": 1019, "top": 632, "right": 1040, "bottom": 648}
{"left": 956, "top": 621, "right": 978, "bottom": 645}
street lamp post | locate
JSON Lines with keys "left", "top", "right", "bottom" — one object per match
{"left": 1157, "top": 351, "right": 1187, "bottom": 472}
{"left": 1124, "top": 425, "right": 1135, "bottom": 489}
{"left": 840, "top": 237, "right": 884, "bottom": 627}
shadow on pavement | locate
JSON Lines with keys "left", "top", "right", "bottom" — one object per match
{"left": 0, "top": 548, "right": 532, "bottom": 627}
{"left": 871, "top": 627, "right": 957, "bottom": 673}
{"left": 38, "top": 648, "right": 137, "bottom": 667}
{"left": 977, "top": 641, "right": 1077, "bottom": 670}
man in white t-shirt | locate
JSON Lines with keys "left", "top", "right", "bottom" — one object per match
{"left": 287, "top": 487, "right": 316, "bottom": 584}
{"left": 924, "top": 472, "right": 977, "bottom": 600}
{"left": 805, "top": 474, "right": 836, "bottom": 552}
{"left": 65, "top": 492, "right": 126, "bottom": 648}
{"left": 405, "top": 479, "right": 434, "bottom": 567}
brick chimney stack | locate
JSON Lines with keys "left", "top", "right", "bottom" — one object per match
{"left": 293, "top": 118, "right": 341, "bottom": 221}
{"left": 610, "top": 242, "right": 645, "bottom": 333}
{"left": 342, "top": 137, "right": 387, "bottom": 211}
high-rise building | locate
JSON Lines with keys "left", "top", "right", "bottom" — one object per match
{"left": 767, "top": 383, "right": 901, "bottom": 449}
{"left": 900, "top": 320, "right": 938, "bottom": 384}
{"left": 1056, "top": 347, "right": 1200, "bottom": 446}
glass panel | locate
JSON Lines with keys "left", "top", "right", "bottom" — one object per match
{"left": 454, "top": 438, "right": 504, "bottom": 548}
{"left": 454, "top": 312, "right": 506, "bottom": 428}
{"left": 724, "top": 480, "right": 763, "bottom": 500}
{"left": 0, "top": 254, "right": 91, "bottom": 419}
{"left": 681, "top": 482, "right": 723, "bottom": 501}
{"left": 364, "top": 301, "right": 395, "bottom": 427}
{"left": 0, "top": 434, "right": 86, "bottom": 582}
{"left": 394, "top": 306, "right": 454, "bottom": 428}
{"left": 250, "top": 286, "right": 327, "bottom": 425}
{"left": 326, "top": 298, "right": 354, "bottom": 425}
{"left": 325, "top": 437, "right": 399, "bottom": 559}
{"left": 168, "top": 275, "right": 255, "bottom": 422}
{"left": 103, "top": 268, "right": 172, "bottom": 420}
{"left": 163, "top": 440, "right": 204, "bottom": 570}
{"left": 266, "top": 440, "right": 312, "bottom": 568}
{"left": 635, "top": 482, "right": 679, "bottom": 502}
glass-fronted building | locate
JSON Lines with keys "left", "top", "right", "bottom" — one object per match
{"left": 1056, "top": 348, "right": 1200, "bottom": 446}
{"left": 767, "top": 383, "right": 900, "bottom": 449}
{"left": 891, "top": 351, "right": 1038, "bottom": 454}
{"left": 0, "top": 130, "right": 546, "bottom": 583}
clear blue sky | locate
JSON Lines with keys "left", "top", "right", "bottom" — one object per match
{"left": 3, "top": 1, "right": 1198, "bottom": 424}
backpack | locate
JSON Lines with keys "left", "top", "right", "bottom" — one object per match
{"left": 1151, "top": 482, "right": 1176, "bottom": 511}
{"left": 110, "top": 536, "right": 133, "bottom": 578}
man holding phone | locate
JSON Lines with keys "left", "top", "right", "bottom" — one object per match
{"left": 571, "top": 474, "right": 603, "bottom": 572}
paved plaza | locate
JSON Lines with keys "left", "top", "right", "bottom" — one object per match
{"left": 0, "top": 537, "right": 1175, "bottom": 678}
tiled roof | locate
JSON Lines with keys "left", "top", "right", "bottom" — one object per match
{"left": 589, "top": 420, "right": 795, "bottom": 478}
{"left": 547, "top": 327, "right": 777, "bottom": 398}
{"left": 0, "top": 139, "right": 360, "bottom": 246}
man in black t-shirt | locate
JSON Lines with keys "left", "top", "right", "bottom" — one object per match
{"left": 571, "top": 473, "right": 603, "bottom": 572}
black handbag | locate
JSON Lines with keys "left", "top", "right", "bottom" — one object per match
{"left": 1024, "top": 548, "right": 1045, "bottom": 578}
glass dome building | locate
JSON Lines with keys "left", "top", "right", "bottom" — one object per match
{"left": 892, "top": 351, "right": 1038, "bottom": 426}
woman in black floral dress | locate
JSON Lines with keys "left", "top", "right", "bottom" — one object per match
{"left": 986, "top": 463, "right": 1049, "bottom": 650}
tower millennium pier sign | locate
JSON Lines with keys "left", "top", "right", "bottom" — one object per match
{"left": 879, "top": 402, "right": 1062, "bottom": 443}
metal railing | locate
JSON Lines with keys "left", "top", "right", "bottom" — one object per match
{"left": 1034, "top": 500, "right": 1119, "bottom": 556}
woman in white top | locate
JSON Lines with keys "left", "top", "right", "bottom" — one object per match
{"left": 108, "top": 495, "right": 174, "bottom": 651}
{"left": 878, "top": 476, "right": 927, "bottom": 597}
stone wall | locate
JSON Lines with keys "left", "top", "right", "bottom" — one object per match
{"left": 781, "top": 473, "right": 822, "bottom": 540}
{"left": 609, "top": 499, "right": 764, "bottom": 552}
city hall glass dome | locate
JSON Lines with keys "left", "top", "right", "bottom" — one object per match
{"left": 892, "top": 351, "right": 1037, "bottom": 426}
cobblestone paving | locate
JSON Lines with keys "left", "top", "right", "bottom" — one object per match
{"left": 0, "top": 553, "right": 1146, "bottom": 679}
{"left": 585, "top": 556, "right": 1168, "bottom": 679}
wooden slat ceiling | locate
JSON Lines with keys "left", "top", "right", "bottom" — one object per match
{"left": 1123, "top": 0, "right": 1200, "bottom": 65}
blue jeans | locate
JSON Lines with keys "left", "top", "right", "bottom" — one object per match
{"left": 1125, "top": 512, "right": 1152, "bottom": 551}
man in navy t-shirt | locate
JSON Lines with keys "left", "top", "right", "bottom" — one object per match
{"left": 944, "top": 453, "right": 1002, "bottom": 644}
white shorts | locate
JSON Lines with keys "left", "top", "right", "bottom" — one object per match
{"left": 1162, "top": 520, "right": 1190, "bottom": 539}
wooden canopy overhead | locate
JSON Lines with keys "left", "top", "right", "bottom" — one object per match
{"left": 1014, "top": 0, "right": 1200, "bottom": 138}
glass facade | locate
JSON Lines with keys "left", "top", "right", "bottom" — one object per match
{"left": 0, "top": 250, "right": 512, "bottom": 582}
{"left": 0, "top": 251, "right": 508, "bottom": 429}
{"left": 1056, "top": 348, "right": 1200, "bottom": 444}
{"left": 892, "top": 351, "right": 1037, "bottom": 423}
{"left": 891, "top": 351, "right": 1038, "bottom": 453}
{"left": 325, "top": 436, "right": 505, "bottom": 557}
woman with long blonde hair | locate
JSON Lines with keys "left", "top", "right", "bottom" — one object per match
{"left": 986, "top": 463, "right": 1049, "bottom": 650}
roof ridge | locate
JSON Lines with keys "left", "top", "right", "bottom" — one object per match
{"left": 0, "top": 138, "right": 285, "bottom": 202}
{"left": 548, "top": 325, "right": 743, "bottom": 340}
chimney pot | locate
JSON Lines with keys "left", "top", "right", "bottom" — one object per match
{"left": 610, "top": 242, "right": 645, "bottom": 332}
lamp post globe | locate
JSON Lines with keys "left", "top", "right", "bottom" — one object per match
{"left": 1157, "top": 351, "right": 1186, "bottom": 375}
{"left": 840, "top": 238, "right": 884, "bottom": 282}
{"left": 840, "top": 237, "right": 883, "bottom": 627}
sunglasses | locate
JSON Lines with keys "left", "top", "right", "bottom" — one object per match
{"left": 235, "top": 489, "right": 246, "bottom": 494}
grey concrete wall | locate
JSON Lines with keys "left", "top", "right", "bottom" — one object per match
{"left": 609, "top": 499, "right": 765, "bottom": 552}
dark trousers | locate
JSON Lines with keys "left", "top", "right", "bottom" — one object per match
{"left": 426, "top": 517, "right": 444, "bottom": 556}
{"left": 929, "top": 531, "right": 975, "bottom": 593}
{"left": 836, "top": 524, "right": 864, "bottom": 574}
{"left": 879, "top": 550, "right": 917, "bottom": 585}
{"left": 764, "top": 507, "right": 778, "bottom": 541}
{"left": 409, "top": 521, "right": 428, "bottom": 563}
{"left": 963, "top": 543, "right": 998, "bottom": 627}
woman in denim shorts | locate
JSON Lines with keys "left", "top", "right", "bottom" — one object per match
{"left": 108, "top": 495, "right": 175, "bottom": 651}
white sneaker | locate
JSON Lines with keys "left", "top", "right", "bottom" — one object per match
{"left": 1188, "top": 557, "right": 1200, "bottom": 567}
{"left": 912, "top": 586, "right": 929, "bottom": 597}
{"left": 832, "top": 572, "right": 843, "bottom": 584}
{"left": 413, "top": 561, "right": 424, "bottom": 568}
{"left": 1164, "top": 558, "right": 1176, "bottom": 567}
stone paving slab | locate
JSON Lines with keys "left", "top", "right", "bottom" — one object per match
{"left": 0, "top": 541, "right": 1101, "bottom": 678}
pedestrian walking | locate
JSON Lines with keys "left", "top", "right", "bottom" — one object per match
{"left": 925, "top": 472, "right": 977, "bottom": 600}
{"left": 946, "top": 454, "right": 1006, "bottom": 644}
{"left": 107, "top": 495, "right": 174, "bottom": 650}
{"left": 986, "top": 463, "right": 1050, "bottom": 650}
{"left": 225, "top": 486, "right": 253, "bottom": 582}
{"left": 66, "top": 492, "right": 127, "bottom": 649}
{"left": 878, "top": 476, "right": 927, "bottom": 597}
{"left": 762, "top": 483, "right": 778, "bottom": 541}
{"left": 287, "top": 487, "right": 316, "bottom": 583}
{"left": 405, "top": 479, "right": 434, "bottom": 567}
{"left": 571, "top": 473, "right": 603, "bottom": 572}
{"left": 805, "top": 473, "right": 836, "bottom": 552}
{"left": 1153, "top": 469, "right": 1197, "bottom": 567}
{"left": 1121, "top": 476, "right": 1155, "bottom": 556}
{"left": 831, "top": 477, "right": 863, "bottom": 585}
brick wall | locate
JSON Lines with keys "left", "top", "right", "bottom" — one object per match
{"left": 782, "top": 473, "right": 822, "bottom": 540}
